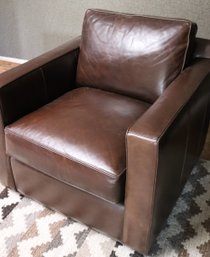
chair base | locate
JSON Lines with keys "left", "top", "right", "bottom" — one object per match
{"left": 11, "top": 158, "right": 124, "bottom": 240}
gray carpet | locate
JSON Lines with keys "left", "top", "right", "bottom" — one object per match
{"left": 0, "top": 160, "right": 210, "bottom": 257}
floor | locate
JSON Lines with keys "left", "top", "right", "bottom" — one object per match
{"left": 0, "top": 60, "right": 19, "bottom": 73}
{"left": 0, "top": 60, "right": 209, "bottom": 160}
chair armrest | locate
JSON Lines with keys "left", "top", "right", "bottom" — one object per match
{"left": 123, "top": 59, "right": 210, "bottom": 254}
{"left": 194, "top": 38, "right": 210, "bottom": 59}
{"left": 0, "top": 36, "right": 80, "bottom": 126}
{"left": 0, "top": 36, "right": 80, "bottom": 189}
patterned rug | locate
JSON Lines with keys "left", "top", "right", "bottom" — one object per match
{"left": 0, "top": 160, "right": 210, "bottom": 257}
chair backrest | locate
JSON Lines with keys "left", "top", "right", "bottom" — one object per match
{"left": 76, "top": 9, "right": 197, "bottom": 103}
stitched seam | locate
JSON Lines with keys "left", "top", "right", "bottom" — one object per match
{"left": 0, "top": 69, "right": 42, "bottom": 92}
{"left": 144, "top": 74, "right": 210, "bottom": 249}
{"left": 123, "top": 66, "right": 209, "bottom": 253}
{"left": 125, "top": 114, "right": 159, "bottom": 250}
{"left": 0, "top": 49, "right": 79, "bottom": 89}
{"left": 125, "top": 98, "right": 151, "bottom": 138}
{"left": 0, "top": 93, "right": 7, "bottom": 125}
{"left": 181, "top": 22, "right": 192, "bottom": 71}
{"left": 194, "top": 100, "right": 208, "bottom": 155}
{"left": 8, "top": 156, "right": 17, "bottom": 190}
{"left": 91, "top": 9, "right": 191, "bottom": 23}
{"left": 5, "top": 129, "right": 125, "bottom": 179}
{"left": 0, "top": 112, "right": 16, "bottom": 188}
{"left": 131, "top": 99, "right": 187, "bottom": 142}
{"left": 129, "top": 71, "right": 210, "bottom": 143}
{"left": 179, "top": 112, "right": 190, "bottom": 188}
{"left": 90, "top": 9, "right": 192, "bottom": 72}
{"left": 13, "top": 158, "right": 121, "bottom": 205}
{"left": 158, "top": 74, "right": 210, "bottom": 140}
{"left": 0, "top": 69, "right": 48, "bottom": 125}
{"left": 126, "top": 65, "right": 208, "bottom": 143}
{"left": 145, "top": 140, "right": 159, "bottom": 251}
{"left": 40, "top": 68, "right": 49, "bottom": 102}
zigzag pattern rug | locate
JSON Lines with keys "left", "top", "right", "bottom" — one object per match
{"left": 0, "top": 160, "right": 210, "bottom": 257}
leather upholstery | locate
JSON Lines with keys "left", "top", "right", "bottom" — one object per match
{"left": 124, "top": 59, "right": 210, "bottom": 252}
{"left": 0, "top": 117, "right": 15, "bottom": 189}
{"left": 0, "top": 37, "right": 80, "bottom": 126}
{"left": 0, "top": 37, "right": 80, "bottom": 188}
{"left": 0, "top": 9, "right": 210, "bottom": 255}
{"left": 194, "top": 38, "right": 210, "bottom": 59}
{"left": 0, "top": 69, "right": 48, "bottom": 126}
{"left": 5, "top": 87, "right": 150, "bottom": 203}
{"left": 11, "top": 158, "right": 124, "bottom": 240}
{"left": 77, "top": 9, "right": 196, "bottom": 103}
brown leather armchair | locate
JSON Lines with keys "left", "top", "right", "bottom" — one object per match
{"left": 0, "top": 9, "right": 210, "bottom": 254}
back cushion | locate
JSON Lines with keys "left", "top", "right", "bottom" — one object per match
{"left": 77, "top": 9, "right": 196, "bottom": 103}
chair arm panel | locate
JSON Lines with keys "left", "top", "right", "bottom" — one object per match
{"left": 194, "top": 38, "right": 210, "bottom": 59}
{"left": 123, "top": 59, "right": 210, "bottom": 254}
{"left": 41, "top": 40, "right": 80, "bottom": 101}
{"left": 0, "top": 114, "right": 16, "bottom": 188}
{"left": 0, "top": 37, "right": 80, "bottom": 188}
{"left": 0, "top": 36, "right": 80, "bottom": 126}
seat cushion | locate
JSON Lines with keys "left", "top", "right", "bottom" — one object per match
{"left": 5, "top": 87, "right": 150, "bottom": 203}
{"left": 77, "top": 9, "right": 197, "bottom": 103}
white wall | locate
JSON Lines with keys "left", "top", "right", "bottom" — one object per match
{"left": 0, "top": 0, "right": 210, "bottom": 59}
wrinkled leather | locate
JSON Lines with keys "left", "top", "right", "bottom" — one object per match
{"left": 11, "top": 158, "right": 124, "bottom": 239}
{"left": 5, "top": 87, "right": 150, "bottom": 203}
{"left": 77, "top": 9, "right": 196, "bottom": 103}
{"left": 194, "top": 38, "right": 210, "bottom": 59}
{"left": 123, "top": 59, "right": 210, "bottom": 253}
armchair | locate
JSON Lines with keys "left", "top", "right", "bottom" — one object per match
{"left": 0, "top": 9, "right": 210, "bottom": 254}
